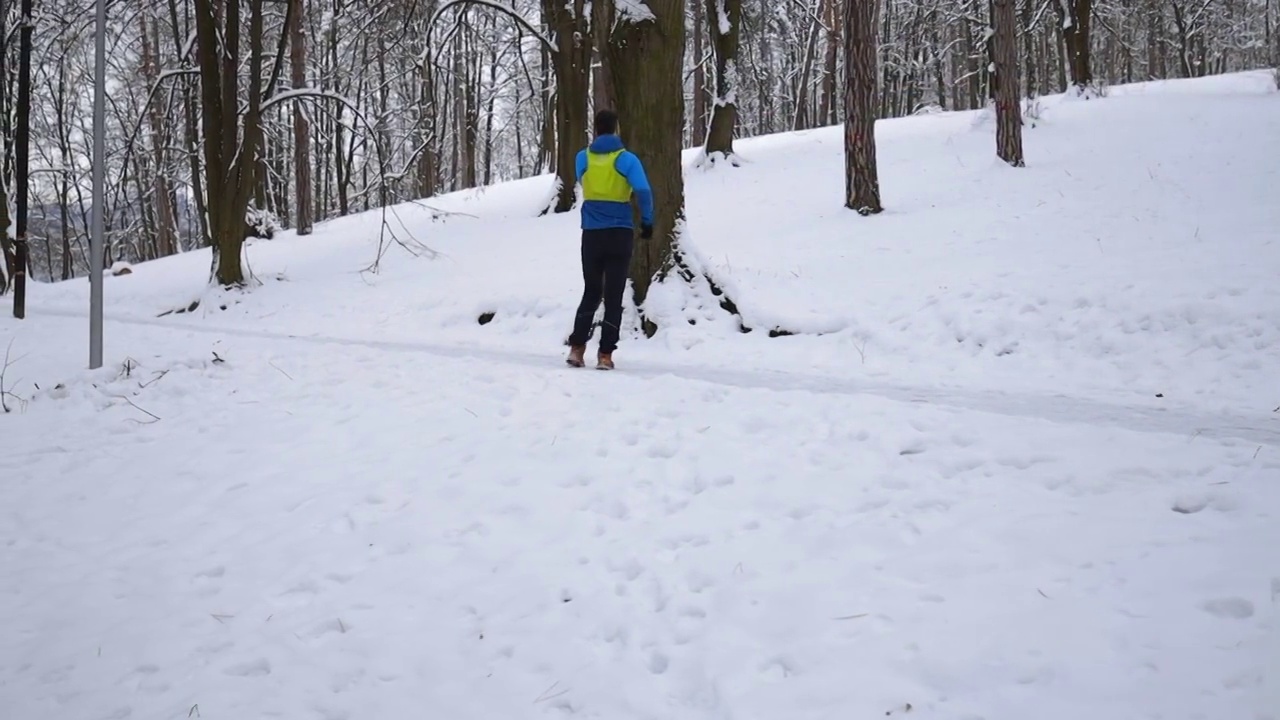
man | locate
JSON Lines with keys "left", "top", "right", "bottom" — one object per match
{"left": 566, "top": 109, "right": 654, "bottom": 370}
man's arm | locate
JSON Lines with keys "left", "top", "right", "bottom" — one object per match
{"left": 575, "top": 150, "right": 587, "bottom": 184}
{"left": 615, "top": 152, "right": 654, "bottom": 226}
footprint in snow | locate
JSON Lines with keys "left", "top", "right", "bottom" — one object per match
{"left": 1171, "top": 494, "right": 1211, "bottom": 514}
{"left": 223, "top": 658, "right": 272, "bottom": 677}
{"left": 1201, "top": 597, "right": 1254, "bottom": 619}
{"left": 193, "top": 565, "right": 225, "bottom": 581}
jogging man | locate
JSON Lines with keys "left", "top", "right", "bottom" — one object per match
{"left": 566, "top": 109, "right": 654, "bottom": 370}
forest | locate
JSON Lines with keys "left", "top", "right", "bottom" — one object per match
{"left": 0, "top": 0, "right": 1275, "bottom": 294}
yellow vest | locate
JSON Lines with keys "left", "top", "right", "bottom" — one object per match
{"left": 582, "top": 150, "right": 632, "bottom": 202}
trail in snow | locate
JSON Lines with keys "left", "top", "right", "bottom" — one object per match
{"left": 28, "top": 308, "right": 1280, "bottom": 447}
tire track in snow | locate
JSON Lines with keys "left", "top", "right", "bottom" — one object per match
{"left": 34, "top": 306, "right": 1280, "bottom": 447}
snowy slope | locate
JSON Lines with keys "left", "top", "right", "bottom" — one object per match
{"left": 21, "top": 72, "right": 1280, "bottom": 417}
{"left": 3, "top": 71, "right": 1279, "bottom": 720}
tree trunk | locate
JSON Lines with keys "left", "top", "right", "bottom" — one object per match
{"left": 0, "top": 0, "right": 8, "bottom": 295}
{"left": 1019, "top": 0, "right": 1037, "bottom": 98}
{"left": 844, "top": 0, "right": 882, "bottom": 215}
{"left": 139, "top": 11, "right": 177, "bottom": 257}
{"left": 544, "top": 0, "right": 590, "bottom": 213}
{"left": 418, "top": 0, "right": 440, "bottom": 198}
{"left": 12, "top": 0, "right": 32, "bottom": 317}
{"left": 195, "top": 0, "right": 267, "bottom": 286}
{"left": 691, "top": 0, "right": 708, "bottom": 146}
{"left": 1055, "top": 0, "right": 1092, "bottom": 88}
{"left": 592, "top": 0, "right": 616, "bottom": 112}
{"left": 818, "top": 0, "right": 841, "bottom": 126}
{"left": 291, "top": 0, "right": 313, "bottom": 234}
{"left": 608, "top": 0, "right": 686, "bottom": 312}
{"left": 538, "top": 32, "right": 555, "bottom": 175}
{"left": 704, "top": 0, "right": 740, "bottom": 158}
{"left": 992, "top": 0, "right": 1024, "bottom": 166}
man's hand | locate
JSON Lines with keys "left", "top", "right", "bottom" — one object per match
{"left": 640, "top": 223, "right": 654, "bottom": 240}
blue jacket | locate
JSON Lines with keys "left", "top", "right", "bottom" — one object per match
{"left": 575, "top": 134, "right": 654, "bottom": 231}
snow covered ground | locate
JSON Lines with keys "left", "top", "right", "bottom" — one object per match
{"left": 3, "top": 71, "right": 1279, "bottom": 720}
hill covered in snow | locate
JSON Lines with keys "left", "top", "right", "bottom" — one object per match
{"left": 3, "top": 71, "right": 1279, "bottom": 720}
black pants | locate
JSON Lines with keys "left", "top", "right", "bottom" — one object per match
{"left": 569, "top": 227, "right": 633, "bottom": 353}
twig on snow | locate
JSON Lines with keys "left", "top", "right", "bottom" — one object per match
{"left": 852, "top": 338, "right": 868, "bottom": 365}
{"left": 114, "top": 395, "right": 161, "bottom": 424}
{"left": 0, "top": 339, "right": 29, "bottom": 413}
{"left": 534, "top": 681, "right": 569, "bottom": 704}
{"left": 269, "top": 360, "right": 294, "bottom": 381}
{"left": 139, "top": 369, "right": 170, "bottom": 389}
{"left": 834, "top": 613, "right": 869, "bottom": 620}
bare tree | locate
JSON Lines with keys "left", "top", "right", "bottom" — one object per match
{"left": 543, "top": 0, "right": 590, "bottom": 212}
{"left": 992, "top": 0, "right": 1024, "bottom": 165}
{"left": 291, "top": 0, "right": 313, "bottom": 235}
{"left": 704, "top": 0, "right": 741, "bottom": 159}
{"left": 12, "top": 0, "right": 33, "bottom": 317}
{"left": 1056, "top": 0, "right": 1094, "bottom": 89}
{"left": 844, "top": 0, "right": 883, "bottom": 215}
{"left": 193, "top": 0, "right": 271, "bottom": 286}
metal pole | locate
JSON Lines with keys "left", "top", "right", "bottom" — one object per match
{"left": 89, "top": 0, "right": 105, "bottom": 369}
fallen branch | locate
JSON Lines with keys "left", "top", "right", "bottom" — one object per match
{"left": 113, "top": 395, "right": 161, "bottom": 424}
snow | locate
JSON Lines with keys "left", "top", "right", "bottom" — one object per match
{"left": 4, "top": 71, "right": 1280, "bottom": 720}
{"left": 614, "top": 0, "right": 656, "bottom": 24}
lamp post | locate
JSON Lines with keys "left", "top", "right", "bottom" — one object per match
{"left": 89, "top": 0, "right": 105, "bottom": 369}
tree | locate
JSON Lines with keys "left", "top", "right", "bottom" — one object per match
{"left": 1055, "top": 0, "right": 1093, "bottom": 90}
{"left": 193, "top": 0, "right": 270, "bottom": 286}
{"left": 0, "top": 0, "right": 11, "bottom": 296}
{"left": 704, "top": 0, "right": 741, "bottom": 159}
{"left": 542, "top": 0, "right": 590, "bottom": 212}
{"left": 606, "top": 0, "right": 686, "bottom": 313}
{"left": 843, "top": 0, "right": 882, "bottom": 215}
{"left": 12, "top": 0, "right": 32, "bottom": 317}
{"left": 291, "top": 0, "right": 313, "bottom": 235}
{"left": 991, "top": 0, "right": 1024, "bottom": 165}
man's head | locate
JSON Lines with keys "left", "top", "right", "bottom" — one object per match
{"left": 594, "top": 109, "right": 619, "bottom": 137}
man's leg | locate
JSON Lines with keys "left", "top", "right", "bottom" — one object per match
{"left": 598, "top": 228, "right": 635, "bottom": 355}
{"left": 569, "top": 230, "right": 606, "bottom": 347}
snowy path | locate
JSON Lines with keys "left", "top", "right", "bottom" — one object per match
{"left": 31, "top": 308, "right": 1280, "bottom": 447}
{"left": 4, "top": 316, "right": 1278, "bottom": 720}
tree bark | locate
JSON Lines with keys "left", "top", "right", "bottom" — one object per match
{"left": 704, "top": 0, "right": 740, "bottom": 158}
{"left": 0, "top": 0, "right": 8, "bottom": 295}
{"left": 992, "top": 0, "right": 1024, "bottom": 166}
{"left": 1055, "top": 0, "right": 1093, "bottom": 89}
{"left": 691, "top": 0, "right": 708, "bottom": 146}
{"left": 291, "top": 0, "right": 314, "bottom": 234}
{"left": 12, "top": 0, "right": 32, "bottom": 317}
{"left": 843, "top": 0, "right": 882, "bottom": 215}
{"left": 195, "top": 0, "right": 267, "bottom": 286}
{"left": 607, "top": 0, "right": 686, "bottom": 312}
{"left": 418, "top": 0, "right": 440, "bottom": 198}
{"left": 139, "top": 11, "right": 177, "bottom": 258}
{"left": 818, "top": 0, "right": 841, "bottom": 126}
{"left": 592, "top": 0, "right": 617, "bottom": 112}
{"left": 544, "top": 0, "right": 590, "bottom": 213}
